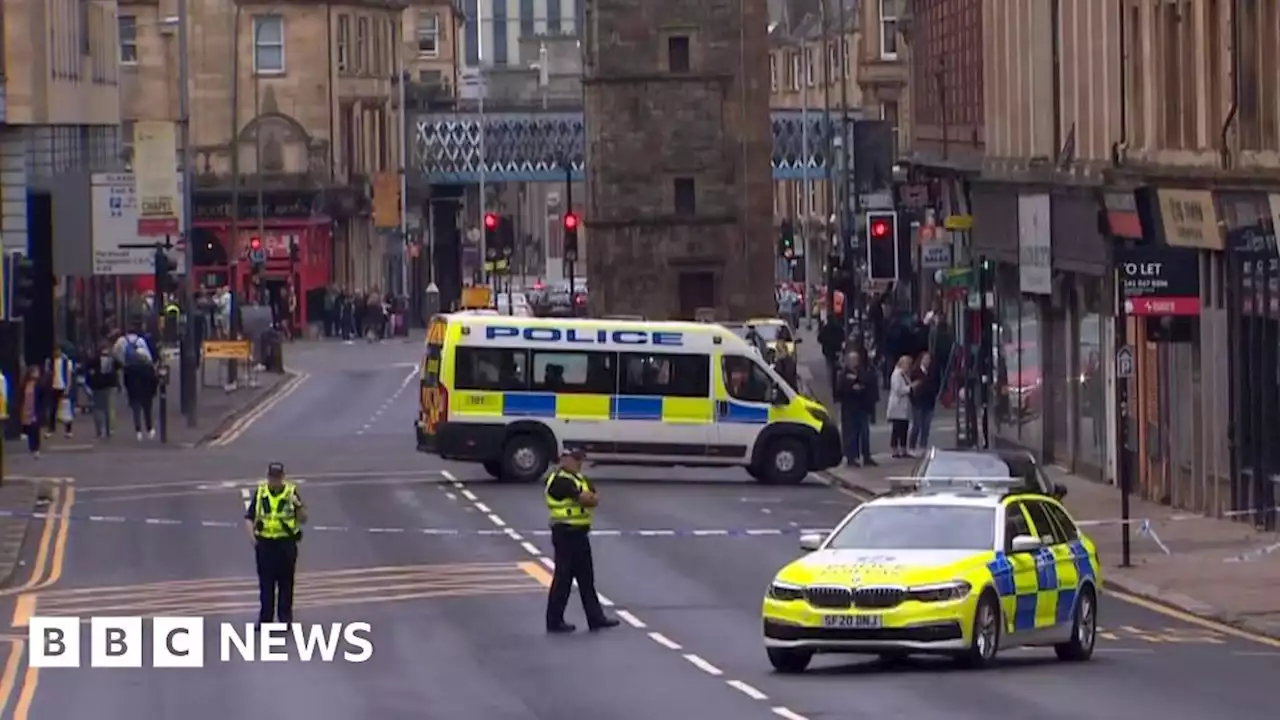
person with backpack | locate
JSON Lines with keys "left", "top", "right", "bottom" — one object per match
{"left": 114, "top": 325, "right": 158, "bottom": 440}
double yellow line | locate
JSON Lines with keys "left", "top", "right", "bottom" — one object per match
{"left": 208, "top": 371, "right": 310, "bottom": 446}
{"left": 0, "top": 485, "right": 76, "bottom": 720}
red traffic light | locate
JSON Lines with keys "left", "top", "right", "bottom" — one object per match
{"left": 484, "top": 213, "right": 498, "bottom": 231}
{"left": 249, "top": 236, "right": 262, "bottom": 250}
{"left": 563, "top": 212, "right": 579, "bottom": 231}
{"left": 870, "top": 219, "right": 890, "bottom": 239}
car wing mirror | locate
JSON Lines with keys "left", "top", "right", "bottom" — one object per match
{"left": 1053, "top": 482, "right": 1068, "bottom": 499}
{"left": 799, "top": 533, "right": 825, "bottom": 552}
{"left": 1010, "top": 534, "right": 1042, "bottom": 553}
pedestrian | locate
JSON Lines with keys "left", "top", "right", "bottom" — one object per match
{"left": 18, "top": 367, "right": 43, "bottom": 459}
{"left": 887, "top": 355, "right": 913, "bottom": 458}
{"left": 83, "top": 343, "right": 119, "bottom": 440}
{"left": 44, "top": 346, "right": 75, "bottom": 438}
{"left": 544, "top": 448, "right": 619, "bottom": 634}
{"left": 836, "top": 350, "right": 877, "bottom": 467}
{"left": 118, "top": 330, "right": 158, "bottom": 441}
{"left": 244, "top": 462, "right": 306, "bottom": 625}
{"left": 907, "top": 352, "right": 938, "bottom": 456}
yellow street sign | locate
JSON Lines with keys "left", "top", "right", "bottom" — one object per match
{"left": 372, "top": 172, "right": 400, "bottom": 229}
{"left": 943, "top": 214, "right": 974, "bottom": 231}
{"left": 202, "top": 340, "right": 252, "bottom": 361}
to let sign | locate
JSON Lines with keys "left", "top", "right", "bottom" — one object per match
{"left": 1115, "top": 246, "right": 1201, "bottom": 316}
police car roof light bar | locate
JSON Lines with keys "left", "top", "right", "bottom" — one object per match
{"left": 887, "top": 476, "right": 1025, "bottom": 493}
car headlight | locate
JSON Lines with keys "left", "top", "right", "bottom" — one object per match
{"left": 907, "top": 581, "right": 971, "bottom": 603}
{"left": 768, "top": 581, "right": 805, "bottom": 602}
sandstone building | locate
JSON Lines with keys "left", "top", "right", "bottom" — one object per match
{"left": 582, "top": 0, "right": 775, "bottom": 320}
{"left": 120, "top": 0, "right": 406, "bottom": 327}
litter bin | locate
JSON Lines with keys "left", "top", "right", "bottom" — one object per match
{"left": 261, "top": 329, "right": 285, "bottom": 373}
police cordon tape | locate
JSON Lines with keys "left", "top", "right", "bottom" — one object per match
{"left": 0, "top": 508, "right": 828, "bottom": 538}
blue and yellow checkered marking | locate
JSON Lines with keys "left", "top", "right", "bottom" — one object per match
{"left": 987, "top": 544, "right": 1092, "bottom": 633}
{"left": 449, "top": 392, "right": 718, "bottom": 424}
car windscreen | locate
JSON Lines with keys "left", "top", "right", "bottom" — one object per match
{"left": 826, "top": 505, "right": 996, "bottom": 550}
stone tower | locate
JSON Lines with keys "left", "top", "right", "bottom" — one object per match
{"left": 581, "top": 0, "right": 775, "bottom": 320}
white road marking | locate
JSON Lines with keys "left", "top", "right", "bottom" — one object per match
{"left": 726, "top": 680, "right": 768, "bottom": 700}
{"left": 239, "top": 488, "right": 252, "bottom": 500}
{"left": 444, "top": 492, "right": 457, "bottom": 501}
{"left": 615, "top": 610, "right": 646, "bottom": 629}
{"left": 449, "top": 476, "right": 776, "bottom": 710}
{"left": 772, "top": 708, "right": 810, "bottom": 720}
{"left": 648, "top": 632, "right": 682, "bottom": 650}
{"left": 682, "top": 654, "right": 722, "bottom": 676}
{"left": 210, "top": 370, "right": 310, "bottom": 446}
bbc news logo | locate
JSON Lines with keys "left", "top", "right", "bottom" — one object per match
{"left": 29, "top": 617, "right": 374, "bottom": 668}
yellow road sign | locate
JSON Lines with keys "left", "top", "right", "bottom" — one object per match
{"left": 201, "top": 339, "right": 252, "bottom": 361}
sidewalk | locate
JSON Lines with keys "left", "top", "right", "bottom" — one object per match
{"left": 821, "top": 457, "right": 1280, "bottom": 638}
{"left": 14, "top": 369, "right": 293, "bottom": 455}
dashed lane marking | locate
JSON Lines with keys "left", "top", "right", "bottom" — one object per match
{"left": 438, "top": 469, "right": 811, "bottom": 720}
{"left": 356, "top": 367, "right": 419, "bottom": 436}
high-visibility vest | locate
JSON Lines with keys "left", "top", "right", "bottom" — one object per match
{"left": 253, "top": 482, "right": 300, "bottom": 539}
{"left": 545, "top": 470, "right": 592, "bottom": 527}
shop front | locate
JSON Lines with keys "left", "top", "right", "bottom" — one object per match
{"left": 970, "top": 183, "right": 1110, "bottom": 475}
{"left": 190, "top": 190, "right": 335, "bottom": 328}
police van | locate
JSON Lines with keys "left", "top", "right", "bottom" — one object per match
{"left": 416, "top": 315, "right": 842, "bottom": 484}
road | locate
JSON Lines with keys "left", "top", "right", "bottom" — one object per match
{"left": 1, "top": 336, "right": 1277, "bottom": 719}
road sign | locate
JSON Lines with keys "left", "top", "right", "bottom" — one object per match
{"left": 1116, "top": 345, "right": 1134, "bottom": 379}
{"left": 90, "top": 173, "right": 186, "bottom": 275}
{"left": 202, "top": 340, "right": 252, "bottom": 361}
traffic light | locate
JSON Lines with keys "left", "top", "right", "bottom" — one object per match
{"left": 778, "top": 219, "right": 795, "bottom": 259}
{"left": 483, "top": 213, "right": 499, "bottom": 258}
{"left": 9, "top": 254, "right": 36, "bottom": 319}
{"left": 563, "top": 212, "right": 579, "bottom": 262}
{"left": 248, "top": 235, "right": 264, "bottom": 274}
{"left": 155, "top": 248, "right": 178, "bottom": 295}
{"left": 865, "top": 210, "right": 899, "bottom": 281}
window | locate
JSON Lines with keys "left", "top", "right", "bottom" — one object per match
{"left": 804, "top": 47, "right": 815, "bottom": 87}
{"left": 673, "top": 177, "right": 696, "bottom": 215}
{"left": 454, "top": 347, "right": 529, "bottom": 391}
{"left": 769, "top": 54, "right": 777, "bottom": 92}
{"left": 337, "top": 15, "right": 351, "bottom": 71}
{"left": 531, "top": 351, "right": 616, "bottom": 394}
{"left": 253, "top": 15, "right": 285, "bottom": 74}
{"left": 842, "top": 37, "right": 851, "bottom": 76}
{"left": 1041, "top": 503, "right": 1079, "bottom": 542}
{"left": 789, "top": 52, "right": 800, "bottom": 90}
{"left": 547, "top": 0, "right": 561, "bottom": 34}
{"left": 371, "top": 18, "right": 383, "bottom": 75}
{"left": 417, "top": 10, "right": 440, "bottom": 57}
{"left": 1004, "top": 502, "right": 1032, "bottom": 549}
{"left": 1022, "top": 501, "right": 1062, "bottom": 545}
{"left": 722, "top": 355, "right": 773, "bottom": 403}
{"left": 879, "top": 0, "right": 898, "bottom": 59}
{"left": 668, "top": 35, "right": 690, "bottom": 72}
{"left": 118, "top": 15, "right": 137, "bottom": 64}
{"left": 827, "top": 41, "right": 839, "bottom": 83}
{"left": 356, "top": 17, "right": 369, "bottom": 73}
{"left": 619, "top": 353, "right": 710, "bottom": 398}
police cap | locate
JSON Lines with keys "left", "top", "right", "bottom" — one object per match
{"left": 267, "top": 462, "right": 286, "bottom": 478}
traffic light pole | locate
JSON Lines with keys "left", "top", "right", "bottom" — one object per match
{"left": 564, "top": 163, "right": 576, "bottom": 315}
{"left": 178, "top": 0, "right": 198, "bottom": 428}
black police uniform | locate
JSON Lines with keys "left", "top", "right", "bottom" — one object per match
{"left": 544, "top": 467, "right": 618, "bottom": 633}
{"left": 245, "top": 479, "right": 303, "bottom": 624}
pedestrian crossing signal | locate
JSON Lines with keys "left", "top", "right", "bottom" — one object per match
{"left": 484, "top": 213, "right": 499, "bottom": 231}
{"left": 564, "top": 213, "right": 579, "bottom": 261}
{"left": 249, "top": 237, "right": 262, "bottom": 251}
{"left": 563, "top": 212, "right": 579, "bottom": 231}
{"left": 865, "top": 210, "right": 899, "bottom": 281}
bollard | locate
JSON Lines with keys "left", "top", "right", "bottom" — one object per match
{"left": 157, "top": 364, "right": 170, "bottom": 444}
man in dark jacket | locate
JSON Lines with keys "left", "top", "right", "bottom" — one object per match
{"left": 83, "top": 343, "right": 119, "bottom": 439}
{"left": 836, "top": 350, "right": 878, "bottom": 467}
{"left": 818, "top": 319, "right": 845, "bottom": 395}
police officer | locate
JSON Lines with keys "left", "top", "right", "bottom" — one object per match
{"left": 244, "top": 462, "right": 306, "bottom": 625}
{"left": 545, "top": 448, "right": 620, "bottom": 633}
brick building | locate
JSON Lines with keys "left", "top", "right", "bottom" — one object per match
{"left": 119, "top": 0, "right": 406, "bottom": 327}
{"left": 582, "top": 0, "right": 775, "bottom": 320}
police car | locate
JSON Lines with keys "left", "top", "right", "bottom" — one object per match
{"left": 416, "top": 315, "right": 843, "bottom": 484}
{"left": 761, "top": 476, "right": 1101, "bottom": 671}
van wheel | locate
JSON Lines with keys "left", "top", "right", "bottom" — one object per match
{"left": 501, "top": 434, "right": 550, "bottom": 483}
{"left": 759, "top": 437, "right": 809, "bottom": 485}
{"left": 1055, "top": 586, "right": 1097, "bottom": 662}
{"left": 482, "top": 461, "right": 503, "bottom": 479}
{"left": 766, "top": 647, "right": 812, "bottom": 674}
